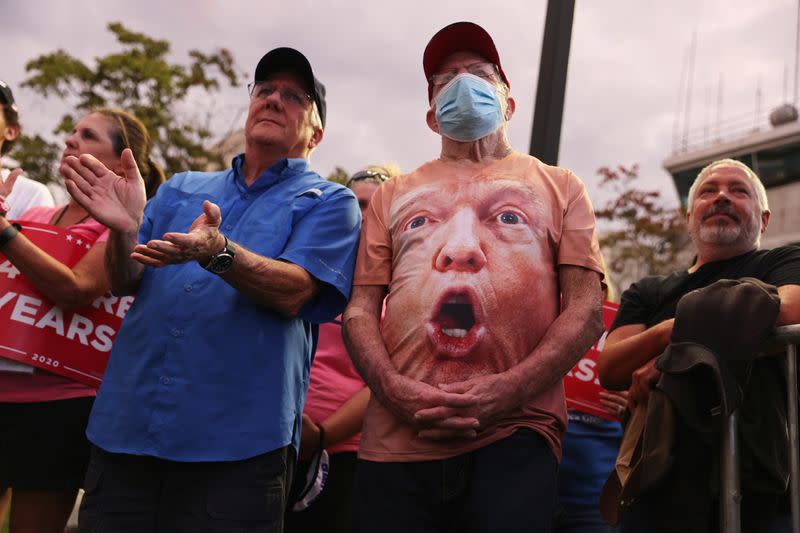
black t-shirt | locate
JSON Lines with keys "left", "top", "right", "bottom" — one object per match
{"left": 611, "top": 246, "right": 800, "bottom": 331}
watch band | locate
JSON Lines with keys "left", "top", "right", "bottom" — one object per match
{"left": 0, "top": 223, "right": 21, "bottom": 250}
{"left": 202, "top": 235, "right": 226, "bottom": 268}
{"left": 203, "top": 234, "right": 236, "bottom": 274}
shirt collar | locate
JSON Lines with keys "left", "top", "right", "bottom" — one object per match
{"left": 231, "top": 154, "right": 310, "bottom": 192}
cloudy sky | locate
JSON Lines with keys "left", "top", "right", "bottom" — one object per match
{"left": 4, "top": 0, "right": 798, "bottom": 209}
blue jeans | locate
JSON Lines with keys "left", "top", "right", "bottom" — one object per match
{"left": 353, "top": 428, "right": 558, "bottom": 533}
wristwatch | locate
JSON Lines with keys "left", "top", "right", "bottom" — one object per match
{"left": 203, "top": 234, "right": 236, "bottom": 274}
{"left": 0, "top": 223, "right": 21, "bottom": 250}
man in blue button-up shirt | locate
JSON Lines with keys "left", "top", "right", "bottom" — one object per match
{"left": 63, "top": 48, "right": 361, "bottom": 532}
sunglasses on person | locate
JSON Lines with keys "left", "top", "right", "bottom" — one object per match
{"left": 346, "top": 169, "right": 390, "bottom": 187}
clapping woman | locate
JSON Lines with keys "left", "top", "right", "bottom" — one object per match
{"left": 0, "top": 108, "right": 164, "bottom": 533}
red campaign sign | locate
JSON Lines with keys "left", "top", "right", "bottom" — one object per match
{"left": 564, "top": 301, "right": 620, "bottom": 421}
{"left": 0, "top": 221, "right": 133, "bottom": 387}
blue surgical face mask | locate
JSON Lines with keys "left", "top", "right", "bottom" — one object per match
{"left": 433, "top": 73, "right": 504, "bottom": 142}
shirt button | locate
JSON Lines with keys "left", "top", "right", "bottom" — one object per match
{"left": 242, "top": 193, "right": 250, "bottom": 200}
{"left": 184, "top": 284, "right": 192, "bottom": 292}
{"left": 171, "top": 328, "right": 181, "bottom": 337}
{"left": 225, "top": 224, "right": 233, "bottom": 231}
{"left": 160, "top": 376, "right": 172, "bottom": 385}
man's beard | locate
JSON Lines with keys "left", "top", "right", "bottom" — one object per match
{"left": 696, "top": 204, "right": 760, "bottom": 246}
{"left": 698, "top": 222, "right": 742, "bottom": 244}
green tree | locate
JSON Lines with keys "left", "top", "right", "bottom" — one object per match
{"left": 9, "top": 134, "right": 63, "bottom": 185}
{"left": 595, "top": 164, "right": 692, "bottom": 295}
{"left": 13, "top": 21, "right": 243, "bottom": 184}
{"left": 326, "top": 166, "right": 350, "bottom": 185}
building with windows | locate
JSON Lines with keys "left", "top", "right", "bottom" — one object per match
{"left": 663, "top": 113, "right": 800, "bottom": 248}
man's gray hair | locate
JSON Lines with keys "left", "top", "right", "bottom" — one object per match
{"left": 687, "top": 158, "right": 769, "bottom": 212}
{"left": 304, "top": 101, "right": 323, "bottom": 158}
{"left": 494, "top": 75, "right": 511, "bottom": 122}
{"left": 309, "top": 101, "right": 323, "bottom": 133}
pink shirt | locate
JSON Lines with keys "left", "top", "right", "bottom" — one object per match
{"left": 302, "top": 317, "right": 366, "bottom": 454}
{"left": 0, "top": 206, "right": 109, "bottom": 403}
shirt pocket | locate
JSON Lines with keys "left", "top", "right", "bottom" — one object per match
{"left": 151, "top": 189, "right": 218, "bottom": 236}
{"left": 242, "top": 191, "right": 325, "bottom": 258}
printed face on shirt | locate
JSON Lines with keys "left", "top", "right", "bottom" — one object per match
{"left": 385, "top": 175, "right": 557, "bottom": 385}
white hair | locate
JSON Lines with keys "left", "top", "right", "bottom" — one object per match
{"left": 687, "top": 158, "right": 769, "bottom": 212}
{"left": 308, "top": 101, "right": 322, "bottom": 133}
{"left": 304, "top": 101, "right": 323, "bottom": 158}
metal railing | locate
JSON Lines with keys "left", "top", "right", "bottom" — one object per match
{"left": 721, "top": 324, "right": 800, "bottom": 533}
{"left": 672, "top": 108, "right": 775, "bottom": 156}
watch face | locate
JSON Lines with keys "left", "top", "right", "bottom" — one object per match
{"left": 210, "top": 253, "right": 234, "bottom": 274}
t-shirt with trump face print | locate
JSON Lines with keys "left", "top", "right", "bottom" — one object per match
{"left": 353, "top": 151, "right": 604, "bottom": 462}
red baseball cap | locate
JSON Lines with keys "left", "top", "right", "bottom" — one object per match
{"left": 423, "top": 21, "right": 510, "bottom": 101}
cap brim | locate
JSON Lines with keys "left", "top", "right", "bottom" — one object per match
{"left": 290, "top": 449, "right": 329, "bottom": 511}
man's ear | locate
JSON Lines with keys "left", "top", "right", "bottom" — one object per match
{"left": 2, "top": 124, "right": 20, "bottom": 143}
{"left": 761, "top": 209, "right": 771, "bottom": 233}
{"left": 504, "top": 96, "right": 516, "bottom": 121}
{"left": 426, "top": 107, "right": 440, "bottom": 134}
{"left": 308, "top": 127, "right": 324, "bottom": 150}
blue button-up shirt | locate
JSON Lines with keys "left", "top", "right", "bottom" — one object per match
{"left": 87, "top": 156, "right": 361, "bottom": 461}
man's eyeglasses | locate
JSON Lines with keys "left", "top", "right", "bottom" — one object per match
{"left": 346, "top": 169, "right": 390, "bottom": 187}
{"left": 429, "top": 62, "right": 498, "bottom": 87}
{"left": 247, "top": 81, "right": 312, "bottom": 108}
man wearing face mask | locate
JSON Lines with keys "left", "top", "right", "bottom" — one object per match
{"left": 343, "top": 22, "right": 605, "bottom": 532}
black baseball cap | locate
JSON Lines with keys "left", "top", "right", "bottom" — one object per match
{"left": 0, "top": 80, "right": 17, "bottom": 112}
{"left": 254, "top": 48, "right": 326, "bottom": 128}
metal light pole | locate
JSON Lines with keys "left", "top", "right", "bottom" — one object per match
{"left": 529, "top": 0, "right": 576, "bottom": 166}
